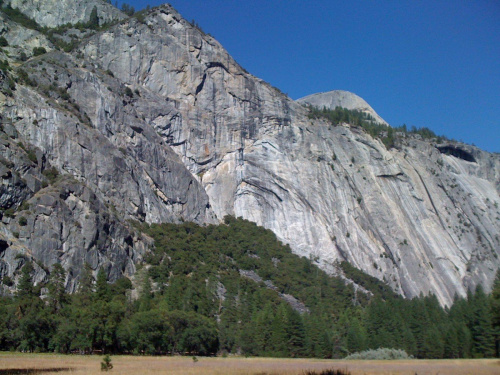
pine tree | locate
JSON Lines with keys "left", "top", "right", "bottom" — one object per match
{"left": 346, "top": 318, "right": 367, "bottom": 354}
{"left": 218, "top": 293, "right": 238, "bottom": 353}
{"left": 303, "top": 315, "right": 331, "bottom": 358}
{"left": 138, "top": 275, "right": 153, "bottom": 312}
{"left": 253, "top": 302, "right": 274, "bottom": 355}
{"left": 269, "top": 303, "right": 288, "bottom": 357}
{"left": 88, "top": 6, "right": 99, "bottom": 29}
{"left": 16, "top": 261, "right": 35, "bottom": 301}
{"left": 470, "top": 285, "right": 495, "bottom": 357}
{"left": 421, "top": 326, "right": 444, "bottom": 359}
{"left": 401, "top": 325, "right": 417, "bottom": 356}
{"left": 284, "top": 305, "right": 305, "bottom": 357}
{"left": 406, "top": 296, "right": 432, "bottom": 358}
{"left": 456, "top": 322, "right": 472, "bottom": 358}
{"left": 491, "top": 269, "right": 500, "bottom": 357}
{"left": 14, "top": 261, "right": 50, "bottom": 352}
{"left": 96, "top": 268, "right": 110, "bottom": 302}
{"left": 47, "top": 263, "right": 67, "bottom": 313}
{"left": 121, "top": 3, "right": 135, "bottom": 16}
{"left": 78, "top": 263, "right": 94, "bottom": 299}
{"left": 443, "top": 324, "right": 459, "bottom": 358}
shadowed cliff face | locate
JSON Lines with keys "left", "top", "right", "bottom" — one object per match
{"left": 0, "top": 3, "right": 499, "bottom": 305}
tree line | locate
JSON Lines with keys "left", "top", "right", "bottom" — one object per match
{"left": 306, "top": 105, "right": 447, "bottom": 149}
{"left": 0, "top": 217, "right": 498, "bottom": 358}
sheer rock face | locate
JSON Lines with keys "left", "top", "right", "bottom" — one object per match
{"left": 76, "top": 5, "right": 500, "bottom": 306}
{"left": 0, "top": 4, "right": 499, "bottom": 305}
{"left": 0, "top": 12, "right": 53, "bottom": 55}
{"left": 297, "top": 90, "right": 388, "bottom": 125}
{"left": 0, "top": 44, "right": 213, "bottom": 289}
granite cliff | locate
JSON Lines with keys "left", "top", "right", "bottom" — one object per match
{"left": 0, "top": 1, "right": 498, "bottom": 305}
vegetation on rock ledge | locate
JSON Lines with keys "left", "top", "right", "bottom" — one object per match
{"left": 306, "top": 105, "right": 446, "bottom": 149}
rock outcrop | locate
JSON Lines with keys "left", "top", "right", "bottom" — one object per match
{"left": 297, "top": 90, "right": 388, "bottom": 125}
{"left": 4, "top": 0, "right": 126, "bottom": 28}
{"left": 0, "top": 11, "right": 53, "bottom": 57}
{"left": 0, "top": 2, "right": 498, "bottom": 305}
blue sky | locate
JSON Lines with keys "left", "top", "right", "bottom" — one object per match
{"left": 122, "top": 0, "right": 500, "bottom": 152}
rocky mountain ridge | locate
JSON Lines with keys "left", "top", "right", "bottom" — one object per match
{"left": 0, "top": 1, "right": 498, "bottom": 306}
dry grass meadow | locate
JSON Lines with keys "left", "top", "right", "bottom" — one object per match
{"left": 0, "top": 353, "right": 499, "bottom": 375}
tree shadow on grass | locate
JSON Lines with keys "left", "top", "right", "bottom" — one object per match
{"left": 0, "top": 369, "right": 72, "bottom": 374}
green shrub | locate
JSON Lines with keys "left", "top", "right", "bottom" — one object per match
{"left": 0, "top": 59, "right": 10, "bottom": 71}
{"left": 19, "top": 201, "right": 30, "bottom": 211}
{"left": 345, "top": 348, "right": 412, "bottom": 360}
{"left": 32, "top": 46, "right": 47, "bottom": 56}
{"left": 7, "top": 77, "right": 15, "bottom": 91}
{"left": 100, "top": 354, "right": 113, "bottom": 371}
{"left": 3, "top": 208, "right": 15, "bottom": 218}
{"left": 135, "top": 12, "right": 146, "bottom": 24}
{"left": 27, "top": 150, "right": 37, "bottom": 163}
{"left": 1, "top": 275, "right": 13, "bottom": 286}
{"left": 42, "top": 166, "right": 59, "bottom": 184}
{"left": 0, "top": 36, "right": 8, "bottom": 47}
{"left": 59, "top": 87, "right": 70, "bottom": 100}
{"left": 18, "top": 216, "right": 27, "bottom": 226}
{"left": 17, "top": 68, "right": 36, "bottom": 86}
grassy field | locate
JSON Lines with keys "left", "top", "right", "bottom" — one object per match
{"left": 0, "top": 353, "right": 499, "bottom": 375}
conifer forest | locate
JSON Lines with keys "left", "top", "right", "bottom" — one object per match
{"left": 1, "top": 218, "right": 499, "bottom": 359}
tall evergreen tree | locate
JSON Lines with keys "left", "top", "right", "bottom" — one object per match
{"left": 406, "top": 296, "right": 432, "bottom": 358}
{"left": 346, "top": 317, "right": 367, "bottom": 354}
{"left": 269, "top": 303, "right": 288, "bottom": 357}
{"left": 470, "top": 285, "right": 495, "bottom": 357}
{"left": 253, "top": 302, "right": 274, "bottom": 355}
{"left": 491, "top": 269, "right": 500, "bottom": 357}
{"left": 88, "top": 6, "right": 99, "bottom": 29}
{"left": 456, "top": 322, "right": 472, "bottom": 358}
{"left": 47, "top": 263, "right": 67, "bottom": 313}
{"left": 285, "top": 306, "right": 305, "bottom": 357}
{"left": 16, "top": 261, "right": 35, "bottom": 301}
{"left": 14, "top": 261, "right": 51, "bottom": 352}
{"left": 78, "top": 263, "right": 94, "bottom": 299}
{"left": 401, "top": 325, "right": 417, "bottom": 356}
{"left": 443, "top": 324, "right": 459, "bottom": 358}
{"left": 421, "top": 326, "right": 444, "bottom": 359}
{"left": 138, "top": 274, "right": 153, "bottom": 312}
{"left": 96, "top": 268, "right": 110, "bottom": 302}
